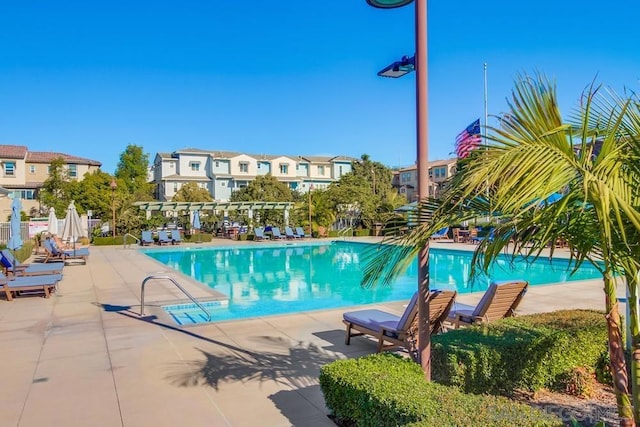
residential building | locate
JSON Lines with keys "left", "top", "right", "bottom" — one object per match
{"left": 0, "top": 145, "right": 101, "bottom": 217}
{"left": 151, "top": 148, "right": 355, "bottom": 201}
{"left": 392, "top": 158, "right": 457, "bottom": 201}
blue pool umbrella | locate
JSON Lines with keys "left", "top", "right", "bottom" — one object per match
{"left": 7, "top": 197, "right": 23, "bottom": 251}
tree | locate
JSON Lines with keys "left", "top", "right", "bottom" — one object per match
{"left": 230, "top": 175, "right": 294, "bottom": 227}
{"left": 114, "top": 144, "right": 153, "bottom": 198}
{"left": 363, "top": 74, "right": 640, "bottom": 425}
{"left": 71, "top": 170, "right": 118, "bottom": 218}
{"left": 172, "top": 183, "right": 213, "bottom": 202}
{"left": 38, "top": 157, "right": 72, "bottom": 217}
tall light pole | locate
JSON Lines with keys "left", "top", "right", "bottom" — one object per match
{"left": 366, "top": 0, "right": 431, "bottom": 378}
{"left": 110, "top": 178, "right": 117, "bottom": 238}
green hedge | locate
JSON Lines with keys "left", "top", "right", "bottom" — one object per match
{"left": 320, "top": 354, "right": 561, "bottom": 427}
{"left": 0, "top": 240, "right": 35, "bottom": 262}
{"left": 93, "top": 233, "right": 213, "bottom": 246}
{"left": 432, "top": 310, "right": 608, "bottom": 395}
{"left": 354, "top": 229, "right": 371, "bottom": 237}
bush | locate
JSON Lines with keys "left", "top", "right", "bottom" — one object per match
{"left": 183, "top": 233, "right": 213, "bottom": 243}
{"left": 354, "top": 229, "right": 371, "bottom": 237}
{"left": 556, "top": 366, "right": 597, "bottom": 398}
{"left": 1, "top": 240, "right": 35, "bottom": 262}
{"left": 320, "top": 354, "right": 561, "bottom": 427}
{"left": 93, "top": 236, "right": 129, "bottom": 246}
{"left": 327, "top": 230, "right": 340, "bottom": 238}
{"left": 431, "top": 310, "right": 608, "bottom": 395}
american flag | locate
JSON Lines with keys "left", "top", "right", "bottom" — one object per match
{"left": 455, "top": 119, "right": 482, "bottom": 158}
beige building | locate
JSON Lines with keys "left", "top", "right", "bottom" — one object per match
{"left": 392, "top": 158, "right": 457, "bottom": 201}
{"left": 0, "top": 145, "right": 101, "bottom": 217}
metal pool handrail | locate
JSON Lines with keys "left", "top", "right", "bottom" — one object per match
{"left": 140, "top": 275, "right": 211, "bottom": 322}
{"left": 123, "top": 233, "right": 140, "bottom": 248}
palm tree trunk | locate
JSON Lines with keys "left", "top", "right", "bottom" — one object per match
{"left": 624, "top": 269, "right": 640, "bottom": 424}
{"left": 604, "top": 273, "right": 634, "bottom": 425}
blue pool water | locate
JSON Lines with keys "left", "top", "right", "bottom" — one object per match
{"left": 144, "top": 241, "right": 602, "bottom": 324}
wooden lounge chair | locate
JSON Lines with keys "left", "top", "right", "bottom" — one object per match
{"left": 343, "top": 289, "right": 457, "bottom": 354}
{"left": 43, "top": 239, "right": 89, "bottom": 263}
{"left": 431, "top": 227, "right": 449, "bottom": 240}
{"left": 0, "top": 250, "right": 64, "bottom": 277}
{"left": 254, "top": 227, "right": 270, "bottom": 241}
{"left": 446, "top": 280, "right": 528, "bottom": 328}
{"left": 271, "top": 227, "right": 285, "bottom": 240}
{"left": 0, "top": 271, "right": 63, "bottom": 301}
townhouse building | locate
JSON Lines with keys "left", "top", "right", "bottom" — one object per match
{"left": 152, "top": 148, "right": 355, "bottom": 201}
{"left": 0, "top": 145, "right": 101, "bottom": 217}
{"left": 392, "top": 158, "right": 457, "bottom": 201}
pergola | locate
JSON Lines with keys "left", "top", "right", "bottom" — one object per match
{"left": 132, "top": 201, "right": 295, "bottom": 228}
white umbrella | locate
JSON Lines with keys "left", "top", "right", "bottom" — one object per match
{"left": 48, "top": 207, "right": 59, "bottom": 236}
{"left": 61, "top": 201, "right": 84, "bottom": 251}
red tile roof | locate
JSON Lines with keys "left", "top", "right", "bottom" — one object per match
{"left": 26, "top": 151, "right": 101, "bottom": 166}
{"left": 0, "top": 145, "right": 28, "bottom": 159}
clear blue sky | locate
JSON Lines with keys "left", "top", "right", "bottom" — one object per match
{"left": 1, "top": 1, "right": 639, "bottom": 173}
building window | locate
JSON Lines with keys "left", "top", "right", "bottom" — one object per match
{"left": 170, "top": 162, "right": 174, "bottom": 168}
{"left": 215, "top": 161, "right": 220, "bottom": 168}
{"left": 239, "top": 162, "right": 249, "bottom": 173}
{"left": 279, "top": 163, "right": 288, "bottom": 174}
{"left": 434, "top": 167, "right": 446, "bottom": 178}
{"left": 318, "top": 165, "right": 325, "bottom": 176}
{"left": 401, "top": 172, "right": 411, "bottom": 182}
{"left": 68, "top": 164, "right": 77, "bottom": 178}
{"left": 30, "top": 165, "right": 36, "bottom": 174}
{"left": 12, "top": 190, "right": 35, "bottom": 200}
{"left": 221, "top": 182, "right": 226, "bottom": 187}
{"left": 189, "top": 162, "right": 200, "bottom": 172}
{"left": 339, "top": 166, "right": 343, "bottom": 176}
{"left": 173, "top": 182, "right": 178, "bottom": 192}
{"left": 4, "top": 162, "right": 15, "bottom": 176}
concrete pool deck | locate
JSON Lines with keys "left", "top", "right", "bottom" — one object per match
{"left": 0, "top": 238, "right": 621, "bottom": 427}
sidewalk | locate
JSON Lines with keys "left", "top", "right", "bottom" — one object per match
{"left": 0, "top": 242, "right": 614, "bottom": 427}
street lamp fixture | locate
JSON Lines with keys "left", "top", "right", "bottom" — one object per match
{"left": 367, "top": 0, "right": 431, "bottom": 377}
{"left": 377, "top": 55, "right": 415, "bottom": 78}
{"left": 110, "top": 178, "right": 117, "bottom": 238}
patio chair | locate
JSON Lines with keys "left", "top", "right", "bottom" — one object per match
{"left": 0, "top": 271, "right": 63, "bottom": 301}
{"left": 284, "top": 227, "right": 300, "bottom": 239}
{"left": 157, "top": 230, "right": 171, "bottom": 245}
{"left": 471, "top": 228, "right": 494, "bottom": 244}
{"left": 343, "top": 289, "right": 457, "bottom": 353}
{"left": 447, "top": 280, "right": 528, "bottom": 328}
{"left": 254, "top": 227, "right": 270, "bottom": 241}
{"left": 271, "top": 227, "right": 285, "bottom": 240}
{"left": 141, "top": 230, "right": 154, "bottom": 246}
{"left": 0, "top": 250, "right": 64, "bottom": 277}
{"left": 431, "top": 227, "right": 449, "bottom": 240}
{"left": 171, "top": 230, "right": 182, "bottom": 244}
{"left": 295, "top": 227, "right": 308, "bottom": 238}
{"left": 43, "top": 239, "right": 90, "bottom": 263}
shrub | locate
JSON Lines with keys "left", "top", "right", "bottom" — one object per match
{"left": 431, "top": 310, "right": 608, "bottom": 395}
{"left": 354, "top": 229, "right": 371, "bottom": 237}
{"left": 2, "top": 240, "right": 35, "bottom": 262}
{"left": 183, "top": 233, "right": 213, "bottom": 243}
{"left": 327, "top": 230, "right": 340, "bottom": 238}
{"left": 556, "top": 367, "right": 597, "bottom": 398}
{"left": 320, "top": 354, "right": 561, "bottom": 427}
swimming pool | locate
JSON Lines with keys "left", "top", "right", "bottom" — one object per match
{"left": 143, "top": 241, "right": 602, "bottom": 324}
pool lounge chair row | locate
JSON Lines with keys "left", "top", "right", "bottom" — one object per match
{"left": 141, "top": 230, "right": 183, "bottom": 246}
{"left": 43, "top": 238, "right": 90, "bottom": 263}
{"left": 254, "top": 226, "right": 309, "bottom": 241}
{"left": 343, "top": 280, "right": 528, "bottom": 354}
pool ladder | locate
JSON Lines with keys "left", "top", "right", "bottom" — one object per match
{"left": 338, "top": 227, "right": 353, "bottom": 240}
{"left": 139, "top": 275, "right": 211, "bottom": 322}
{"left": 123, "top": 233, "right": 140, "bottom": 248}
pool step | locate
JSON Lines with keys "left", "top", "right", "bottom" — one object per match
{"left": 162, "top": 299, "right": 229, "bottom": 326}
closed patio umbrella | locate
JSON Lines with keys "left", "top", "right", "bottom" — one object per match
{"left": 193, "top": 210, "right": 201, "bottom": 243}
{"left": 48, "top": 207, "right": 59, "bottom": 236}
{"left": 61, "top": 201, "right": 84, "bottom": 254}
{"left": 7, "top": 197, "right": 23, "bottom": 251}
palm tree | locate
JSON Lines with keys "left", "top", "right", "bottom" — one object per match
{"left": 364, "top": 74, "right": 640, "bottom": 425}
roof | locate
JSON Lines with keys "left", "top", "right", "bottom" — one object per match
{"left": 26, "top": 151, "right": 102, "bottom": 166}
{"left": 0, "top": 145, "right": 28, "bottom": 159}
{"left": 133, "top": 201, "right": 294, "bottom": 212}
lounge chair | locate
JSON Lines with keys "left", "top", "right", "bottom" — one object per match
{"left": 295, "top": 227, "right": 308, "bottom": 238}
{"left": 43, "top": 239, "right": 90, "bottom": 263}
{"left": 284, "top": 227, "right": 300, "bottom": 239}
{"left": 171, "top": 230, "right": 182, "bottom": 244}
{"left": 141, "top": 230, "right": 154, "bottom": 246}
{"left": 254, "top": 227, "right": 270, "bottom": 241}
{"left": 343, "top": 289, "right": 457, "bottom": 353}
{"left": 157, "top": 230, "right": 171, "bottom": 245}
{"left": 0, "top": 250, "right": 64, "bottom": 277}
{"left": 431, "top": 227, "right": 449, "bottom": 240}
{"left": 472, "top": 228, "right": 494, "bottom": 244}
{"left": 0, "top": 271, "right": 63, "bottom": 301}
{"left": 271, "top": 227, "right": 285, "bottom": 240}
{"left": 446, "top": 280, "right": 528, "bottom": 328}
